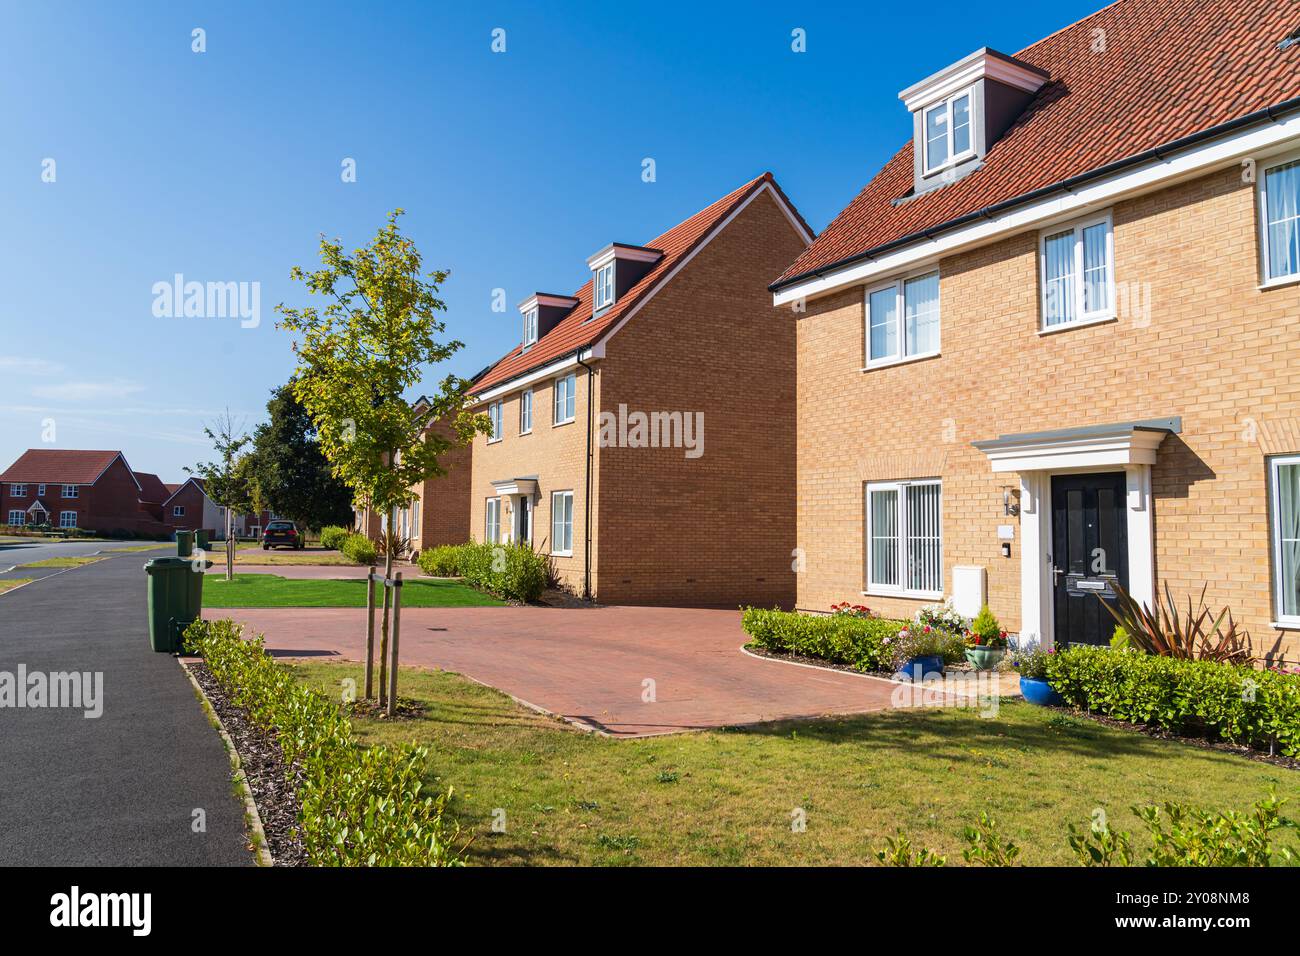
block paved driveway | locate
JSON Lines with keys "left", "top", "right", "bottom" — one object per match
{"left": 0, "top": 548, "right": 252, "bottom": 865}
{"left": 209, "top": 604, "right": 916, "bottom": 737}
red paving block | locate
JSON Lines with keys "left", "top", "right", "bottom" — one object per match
{"left": 205, "top": 605, "right": 925, "bottom": 737}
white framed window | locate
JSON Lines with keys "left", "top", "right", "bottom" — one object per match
{"left": 866, "top": 270, "right": 940, "bottom": 366}
{"left": 411, "top": 500, "right": 420, "bottom": 534}
{"left": 1270, "top": 454, "right": 1300, "bottom": 627}
{"left": 922, "top": 88, "right": 974, "bottom": 175}
{"left": 866, "top": 479, "right": 942, "bottom": 598}
{"left": 173, "top": 505, "right": 185, "bottom": 517}
{"left": 522, "top": 306, "right": 539, "bottom": 349}
{"left": 1040, "top": 212, "right": 1114, "bottom": 331}
{"left": 10, "top": 484, "right": 26, "bottom": 497}
{"left": 59, "top": 511, "right": 77, "bottom": 529}
{"left": 551, "top": 490, "right": 574, "bottom": 556}
{"left": 520, "top": 388, "right": 533, "bottom": 434}
{"left": 487, "top": 401, "right": 503, "bottom": 442}
{"left": 485, "top": 497, "right": 501, "bottom": 544}
{"left": 594, "top": 262, "right": 615, "bottom": 310}
{"left": 554, "top": 373, "right": 576, "bottom": 425}
{"left": 1260, "top": 155, "right": 1300, "bottom": 285}
{"left": 62, "top": 484, "right": 78, "bottom": 498}
{"left": 37, "top": 484, "right": 45, "bottom": 497}
{"left": 7, "top": 510, "right": 24, "bottom": 526}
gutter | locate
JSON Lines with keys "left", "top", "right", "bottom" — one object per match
{"left": 575, "top": 352, "right": 596, "bottom": 601}
{"left": 770, "top": 94, "right": 1300, "bottom": 293}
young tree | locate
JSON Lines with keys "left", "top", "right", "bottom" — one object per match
{"left": 250, "top": 384, "right": 355, "bottom": 533}
{"left": 276, "top": 209, "right": 487, "bottom": 712}
{"left": 189, "top": 410, "right": 255, "bottom": 581}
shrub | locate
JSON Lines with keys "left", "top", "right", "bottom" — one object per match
{"left": 340, "top": 533, "right": 377, "bottom": 565}
{"left": 458, "top": 541, "right": 548, "bottom": 602}
{"left": 741, "top": 607, "right": 904, "bottom": 672}
{"left": 1100, "top": 581, "right": 1250, "bottom": 663}
{"left": 967, "top": 605, "right": 1007, "bottom": 648}
{"left": 1069, "top": 793, "right": 1295, "bottom": 867}
{"left": 1045, "top": 645, "right": 1300, "bottom": 757}
{"left": 417, "top": 543, "right": 471, "bottom": 577}
{"left": 183, "top": 619, "right": 464, "bottom": 866}
{"left": 319, "top": 525, "right": 349, "bottom": 550}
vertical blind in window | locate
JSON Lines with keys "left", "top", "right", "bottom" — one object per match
{"left": 552, "top": 492, "right": 574, "bottom": 554}
{"left": 1274, "top": 458, "right": 1300, "bottom": 620}
{"left": 868, "top": 480, "right": 942, "bottom": 595}
{"left": 1043, "top": 229, "right": 1077, "bottom": 327}
{"left": 1265, "top": 160, "right": 1300, "bottom": 281}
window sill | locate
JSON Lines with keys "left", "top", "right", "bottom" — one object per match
{"left": 486, "top": 437, "right": 503, "bottom": 445}
{"left": 519, "top": 429, "right": 532, "bottom": 436}
{"left": 1259, "top": 274, "right": 1300, "bottom": 291}
{"left": 861, "top": 350, "right": 940, "bottom": 372}
{"left": 1271, "top": 620, "right": 1300, "bottom": 631}
{"left": 863, "top": 589, "right": 944, "bottom": 602}
{"left": 553, "top": 418, "right": 575, "bottom": 428}
{"left": 923, "top": 150, "right": 975, "bottom": 178}
{"left": 552, "top": 550, "right": 574, "bottom": 558}
{"left": 1038, "top": 313, "right": 1117, "bottom": 336}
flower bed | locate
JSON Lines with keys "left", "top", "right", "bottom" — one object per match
{"left": 1044, "top": 645, "right": 1300, "bottom": 758}
{"left": 184, "top": 618, "right": 465, "bottom": 866}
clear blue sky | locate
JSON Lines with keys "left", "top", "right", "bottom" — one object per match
{"left": 0, "top": 0, "right": 1104, "bottom": 479}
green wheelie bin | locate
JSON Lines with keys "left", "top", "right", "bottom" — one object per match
{"left": 175, "top": 530, "right": 193, "bottom": 558}
{"left": 144, "top": 556, "right": 205, "bottom": 652}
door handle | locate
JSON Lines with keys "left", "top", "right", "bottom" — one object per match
{"left": 1052, "top": 566, "right": 1064, "bottom": 583}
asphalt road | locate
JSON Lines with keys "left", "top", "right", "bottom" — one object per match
{"left": 0, "top": 548, "right": 253, "bottom": 865}
{"left": 0, "top": 537, "right": 162, "bottom": 572}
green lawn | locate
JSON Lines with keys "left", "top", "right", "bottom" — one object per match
{"left": 203, "top": 573, "right": 502, "bottom": 608}
{"left": 289, "top": 661, "right": 1300, "bottom": 866}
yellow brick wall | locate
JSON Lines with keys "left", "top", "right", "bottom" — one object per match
{"left": 468, "top": 365, "right": 600, "bottom": 596}
{"left": 795, "top": 165, "right": 1300, "bottom": 663}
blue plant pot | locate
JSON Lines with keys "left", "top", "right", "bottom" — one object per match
{"left": 896, "top": 654, "right": 944, "bottom": 681}
{"left": 1019, "top": 676, "right": 1063, "bottom": 707}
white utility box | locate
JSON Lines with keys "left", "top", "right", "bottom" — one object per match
{"left": 951, "top": 565, "right": 987, "bottom": 619}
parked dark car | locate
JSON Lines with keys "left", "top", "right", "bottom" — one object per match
{"left": 261, "top": 520, "right": 303, "bottom": 550}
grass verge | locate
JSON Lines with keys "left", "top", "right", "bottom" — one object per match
{"left": 203, "top": 573, "right": 503, "bottom": 608}
{"left": 19, "top": 555, "right": 105, "bottom": 569}
{"left": 288, "top": 661, "right": 1299, "bottom": 866}
{"left": 0, "top": 578, "right": 34, "bottom": 595}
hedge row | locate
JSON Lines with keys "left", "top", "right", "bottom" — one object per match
{"left": 741, "top": 607, "right": 905, "bottom": 672}
{"left": 184, "top": 619, "right": 464, "bottom": 866}
{"left": 416, "top": 541, "right": 548, "bottom": 602}
{"left": 1045, "top": 646, "right": 1300, "bottom": 758}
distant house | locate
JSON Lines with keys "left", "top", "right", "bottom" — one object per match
{"left": 161, "top": 477, "right": 236, "bottom": 539}
{"left": 0, "top": 449, "right": 169, "bottom": 537}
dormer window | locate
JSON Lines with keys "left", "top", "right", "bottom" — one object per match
{"left": 522, "top": 306, "right": 538, "bottom": 350}
{"left": 900, "top": 48, "right": 1048, "bottom": 195}
{"left": 586, "top": 243, "right": 662, "bottom": 317}
{"left": 923, "top": 89, "right": 974, "bottom": 175}
{"left": 594, "top": 262, "right": 615, "bottom": 311}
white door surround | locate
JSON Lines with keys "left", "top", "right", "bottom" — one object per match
{"left": 973, "top": 419, "right": 1178, "bottom": 648}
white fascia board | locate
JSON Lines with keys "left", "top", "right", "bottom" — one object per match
{"left": 592, "top": 181, "right": 812, "bottom": 358}
{"left": 774, "top": 115, "right": 1300, "bottom": 308}
{"left": 517, "top": 293, "right": 579, "bottom": 314}
{"left": 899, "top": 48, "right": 1047, "bottom": 113}
{"left": 472, "top": 349, "right": 594, "bottom": 404}
{"left": 979, "top": 429, "right": 1168, "bottom": 474}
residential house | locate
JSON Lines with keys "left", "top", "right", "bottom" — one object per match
{"left": 768, "top": 0, "right": 1300, "bottom": 662}
{"left": 0, "top": 449, "right": 170, "bottom": 537}
{"left": 161, "top": 477, "right": 228, "bottom": 538}
{"left": 468, "top": 173, "right": 812, "bottom": 606}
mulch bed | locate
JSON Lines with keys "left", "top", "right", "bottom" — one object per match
{"left": 188, "top": 661, "right": 309, "bottom": 866}
{"left": 348, "top": 697, "right": 425, "bottom": 721}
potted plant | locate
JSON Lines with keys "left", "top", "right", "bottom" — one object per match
{"left": 964, "top": 605, "right": 1008, "bottom": 670}
{"left": 1014, "top": 645, "right": 1061, "bottom": 706}
{"left": 887, "top": 626, "right": 946, "bottom": 681}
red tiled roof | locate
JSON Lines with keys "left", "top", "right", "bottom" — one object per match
{"left": 135, "top": 471, "right": 169, "bottom": 504}
{"left": 774, "top": 0, "right": 1300, "bottom": 288}
{"left": 472, "top": 173, "right": 806, "bottom": 394}
{"left": 0, "top": 449, "right": 126, "bottom": 485}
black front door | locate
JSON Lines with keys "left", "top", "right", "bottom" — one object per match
{"left": 1050, "top": 472, "right": 1128, "bottom": 646}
